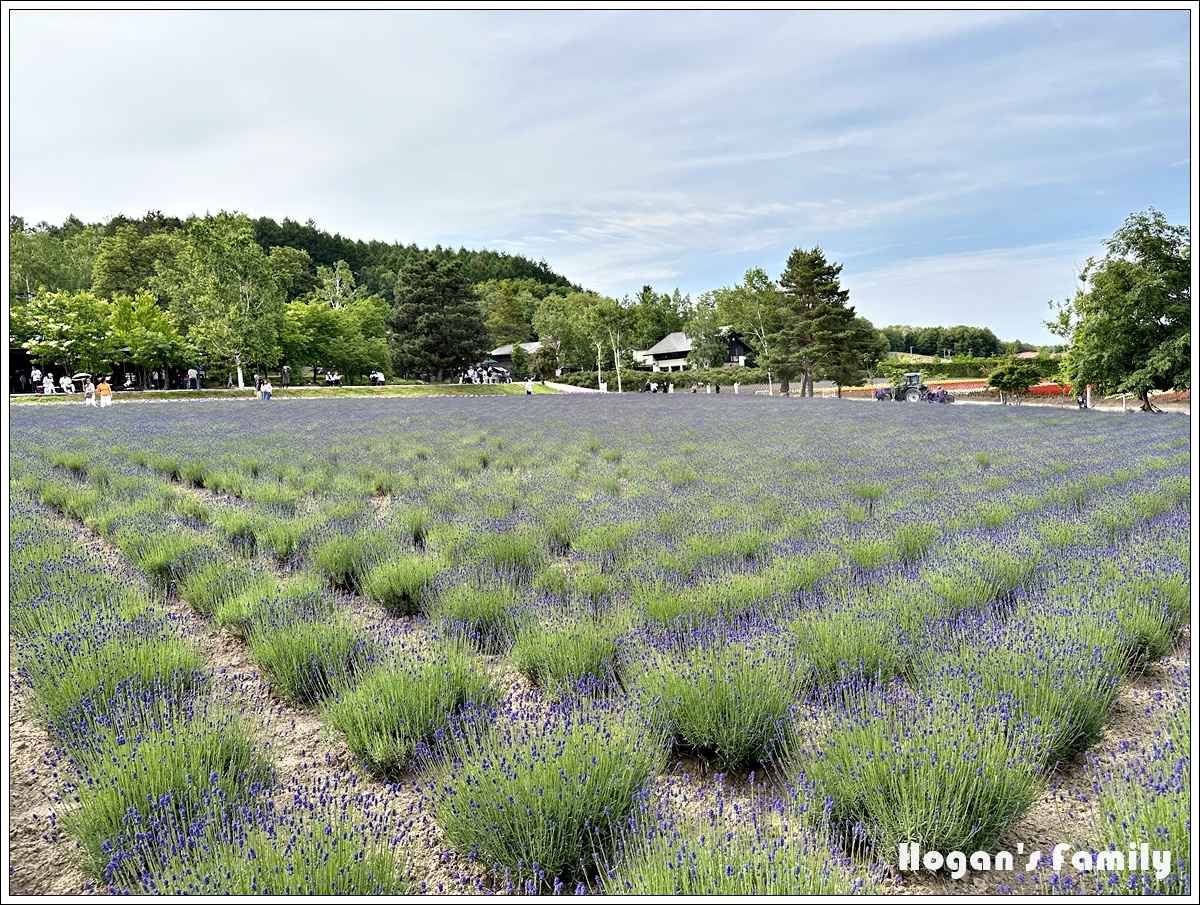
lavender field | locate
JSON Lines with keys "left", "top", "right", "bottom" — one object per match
{"left": 7, "top": 395, "right": 1191, "bottom": 895}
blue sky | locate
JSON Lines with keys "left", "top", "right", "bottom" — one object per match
{"left": 6, "top": 8, "right": 1194, "bottom": 343}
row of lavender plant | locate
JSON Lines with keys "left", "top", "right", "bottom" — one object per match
{"left": 9, "top": 475, "right": 416, "bottom": 891}
{"left": 10, "top": 397, "right": 1189, "bottom": 892}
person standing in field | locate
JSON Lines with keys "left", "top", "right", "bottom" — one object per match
{"left": 261, "top": 378, "right": 273, "bottom": 401}
{"left": 281, "top": 364, "right": 291, "bottom": 387}
{"left": 31, "top": 366, "right": 42, "bottom": 391}
{"left": 526, "top": 375, "right": 533, "bottom": 395}
{"left": 83, "top": 379, "right": 96, "bottom": 406}
{"left": 187, "top": 366, "right": 199, "bottom": 390}
{"left": 98, "top": 377, "right": 112, "bottom": 407}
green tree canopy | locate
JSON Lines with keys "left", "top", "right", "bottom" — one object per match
{"left": 685, "top": 291, "right": 728, "bottom": 370}
{"left": 987, "top": 358, "right": 1042, "bottom": 404}
{"left": 156, "top": 212, "right": 284, "bottom": 387}
{"left": 714, "top": 268, "right": 781, "bottom": 392}
{"left": 772, "top": 246, "right": 855, "bottom": 396}
{"left": 627, "top": 285, "right": 687, "bottom": 350}
{"left": 11, "top": 290, "right": 118, "bottom": 375}
{"left": 1048, "top": 209, "right": 1190, "bottom": 411}
{"left": 388, "top": 257, "right": 489, "bottom": 381}
{"left": 819, "top": 316, "right": 891, "bottom": 394}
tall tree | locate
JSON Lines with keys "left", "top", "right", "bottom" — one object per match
{"left": 685, "top": 291, "right": 728, "bottom": 370}
{"left": 628, "top": 285, "right": 687, "bottom": 349}
{"left": 11, "top": 290, "right": 118, "bottom": 375}
{"left": 388, "top": 257, "right": 489, "bottom": 382}
{"left": 714, "top": 268, "right": 780, "bottom": 393}
{"left": 1048, "top": 209, "right": 1190, "bottom": 411}
{"left": 91, "top": 224, "right": 177, "bottom": 298}
{"left": 479, "top": 280, "right": 534, "bottom": 348}
{"left": 819, "top": 316, "right": 890, "bottom": 395}
{"left": 157, "top": 212, "right": 284, "bottom": 387}
{"left": 773, "top": 247, "right": 855, "bottom": 396}
{"left": 108, "top": 290, "right": 192, "bottom": 380}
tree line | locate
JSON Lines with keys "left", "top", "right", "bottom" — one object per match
{"left": 10, "top": 208, "right": 1184, "bottom": 403}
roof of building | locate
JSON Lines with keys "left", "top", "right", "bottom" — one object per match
{"left": 642, "top": 331, "right": 692, "bottom": 356}
{"left": 491, "top": 341, "right": 542, "bottom": 356}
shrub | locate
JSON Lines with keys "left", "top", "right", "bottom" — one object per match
{"left": 432, "top": 581, "right": 524, "bottom": 653}
{"left": 636, "top": 631, "right": 808, "bottom": 770}
{"left": 62, "top": 707, "right": 273, "bottom": 884}
{"left": 511, "top": 614, "right": 626, "bottom": 698}
{"left": 790, "top": 608, "right": 908, "bottom": 687}
{"left": 801, "top": 679, "right": 1043, "bottom": 859}
{"left": 246, "top": 613, "right": 374, "bottom": 704}
{"left": 325, "top": 644, "right": 495, "bottom": 777}
{"left": 358, "top": 554, "right": 443, "bottom": 616}
{"left": 606, "top": 791, "right": 877, "bottom": 895}
{"left": 425, "top": 698, "right": 665, "bottom": 887}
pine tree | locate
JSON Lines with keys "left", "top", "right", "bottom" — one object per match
{"left": 772, "top": 247, "right": 855, "bottom": 396}
{"left": 388, "top": 258, "right": 489, "bottom": 382}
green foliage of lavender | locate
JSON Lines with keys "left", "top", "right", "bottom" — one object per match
{"left": 636, "top": 629, "right": 809, "bottom": 770}
{"left": 790, "top": 607, "right": 909, "bottom": 686}
{"left": 325, "top": 644, "right": 496, "bottom": 777}
{"left": 358, "top": 554, "right": 443, "bottom": 616}
{"left": 511, "top": 611, "right": 628, "bottom": 698}
{"left": 801, "top": 680, "right": 1044, "bottom": 858}
{"left": 606, "top": 793, "right": 877, "bottom": 895}
{"left": 1088, "top": 660, "right": 1190, "bottom": 895}
{"left": 432, "top": 580, "right": 524, "bottom": 653}
{"left": 21, "top": 620, "right": 207, "bottom": 729}
{"left": 246, "top": 612, "right": 374, "bottom": 704}
{"left": 426, "top": 699, "right": 666, "bottom": 887}
{"left": 62, "top": 708, "right": 274, "bottom": 884}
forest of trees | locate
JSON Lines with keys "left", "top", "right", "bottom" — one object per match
{"left": 8, "top": 208, "right": 1113, "bottom": 392}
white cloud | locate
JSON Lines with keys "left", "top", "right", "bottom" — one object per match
{"left": 5, "top": 9, "right": 1190, "bottom": 340}
{"left": 843, "top": 241, "right": 1099, "bottom": 343}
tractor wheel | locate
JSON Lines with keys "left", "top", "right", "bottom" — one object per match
{"left": 941, "top": 394, "right": 955, "bottom": 404}
{"left": 904, "top": 388, "right": 921, "bottom": 402}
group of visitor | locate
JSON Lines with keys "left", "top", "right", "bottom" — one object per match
{"left": 462, "top": 365, "right": 508, "bottom": 384}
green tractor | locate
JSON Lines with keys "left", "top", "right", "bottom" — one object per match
{"left": 876, "top": 372, "right": 954, "bottom": 403}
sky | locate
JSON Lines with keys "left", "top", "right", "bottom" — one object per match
{"left": 5, "top": 7, "right": 1195, "bottom": 344}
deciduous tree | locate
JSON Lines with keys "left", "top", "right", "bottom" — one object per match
{"left": 156, "top": 212, "right": 284, "bottom": 387}
{"left": 1048, "top": 209, "right": 1190, "bottom": 411}
{"left": 714, "top": 268, "right": 780, "bottom": 393}
{"left": 987, "top": 358, "right": 1041, "bottom": 405}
